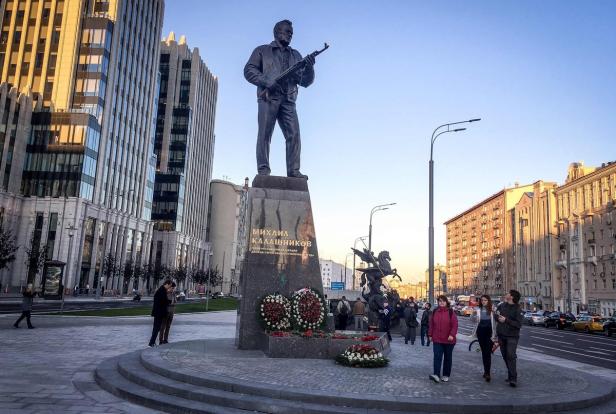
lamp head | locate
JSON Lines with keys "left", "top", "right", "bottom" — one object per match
{"left": 454, "top": 128, "right": 467, "bottom": 132}
{"left": 469, "top": 118, "right": 481, "bottom": 122}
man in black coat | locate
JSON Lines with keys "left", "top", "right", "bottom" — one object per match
{"left": 404, "top": 303, "right": 418, "bottom": 345}
{"left": 496, "top": 289, "right": 524, "bottom": 387}
{"left": 149, "top": 280, "right": 172, "bottom": 347}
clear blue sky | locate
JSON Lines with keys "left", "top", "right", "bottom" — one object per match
{"left": 163, "top": 0, "right": 615, "bottom": 282}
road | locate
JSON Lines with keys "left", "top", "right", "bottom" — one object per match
{"left": 456, "top": 314, "right": 616, "bottom": 371}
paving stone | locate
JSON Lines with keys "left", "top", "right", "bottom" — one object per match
{"left": 82, "top": 390, "right": 125, "bottom": 404}
{"left": 1, "top": 312, "right": 235, "bottom": 413}
{"left": 2, "top": 311, "right": 615, "bottom": 414}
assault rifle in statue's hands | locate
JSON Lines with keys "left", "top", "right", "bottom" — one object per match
{"left": 259, "top": 43, "right": 329, "bottom": 100}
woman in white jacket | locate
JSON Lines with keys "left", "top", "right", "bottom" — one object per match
{"left": 469, "top": 295, "right": 497, "bottom": 382}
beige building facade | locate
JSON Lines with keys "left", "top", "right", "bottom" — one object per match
{"left": 555, "top": 162, "right": 616, "bottom": 316}
{"left": 513, "top": 181, "right": 559, "bottom": 310}
{"left": 445, "top": 184, "right": 534, "bottom": 299}
{"left": 206, "top": 179, "right": 249, "bottom": 295}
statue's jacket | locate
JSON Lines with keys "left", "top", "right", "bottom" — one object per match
{"left": 244, "top": 41, "right": 315, "bottom": 103}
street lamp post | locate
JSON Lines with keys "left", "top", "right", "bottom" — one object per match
{"left": 368, "top": 203, "right": 396, "bottom": 253}
{"left": 60, "top": 224, "right": 77, "bottom": 314}
{"left": 206, "top": 252, "right": 213, "bottom": 311}
{"left": 352, "top": 235, "right": 367, "bottom": 290}
{"left": 344, "top": 252, "right": 353, "bottom": 290}
{"left": 429, "top": 118, "right": 481, "bottom": 305}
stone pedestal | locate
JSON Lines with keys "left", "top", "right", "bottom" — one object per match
{"left": 235, "top": 175, "right": 324, "bottom": 350}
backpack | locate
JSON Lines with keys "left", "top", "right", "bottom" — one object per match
{"left": 339, "top": 301, "right": 349, "bottom": 315}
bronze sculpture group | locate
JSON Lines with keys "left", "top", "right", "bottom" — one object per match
{"left": 352, "top": 248, "right": 403, "bottom": 321}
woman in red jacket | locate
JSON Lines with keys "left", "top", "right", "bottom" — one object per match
{"left": 428, "top": 295, "right": 458, "bottom": 383}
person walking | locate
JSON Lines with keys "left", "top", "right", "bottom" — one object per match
{"left": 404, "top": 301, "right": 418, "bottom": 345}
{"left": 496, "top": 289, "right": 524, "bottom": 387}
{"left": 13, "top": 284, "right": 35, "bottom": 329}
{"left": 159, "top": 282, "right": 177, "bottom": 344}
{"left": 420, "top": 302, "right": 432, "bottom": 346}
{"left": 409, "top": 296, "right": 419, "bottom": 313}
{"left": 469, "top": 295, "right": 497, "bottom": 382}
{"left": 336, "top": 296, "right": 351, "bottom": 330}
{"left": 379, "top": 301, "right": 393, "bottom": 341}
{"left": 428, "top": 295, "right": 458, "bottom": 383}
{"left": 148, "top": 279, "right": 172, "bottom": 347}
{"left": 352, "top": 297, "right": 365, "bottom": 331}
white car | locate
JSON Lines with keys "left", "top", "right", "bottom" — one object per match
{"left": 529, "top": 310, "right": 549, "bottom": 326}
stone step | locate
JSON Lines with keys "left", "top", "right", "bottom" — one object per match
{"left": 95, "top": 355, "right": 253, "bottom": 414}
{"left": 115, "top": 350, "right": 372, "bottom": 414}
{"left": 96, "top": 342, "right": 616, "bottom": 414}
{"left": 139, "top": 346, "right": 614, "bottom": 414}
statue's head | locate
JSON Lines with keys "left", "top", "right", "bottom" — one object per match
{"left": 378, "top": 250, "right": 391, "bottom": 262}
{"left": 273, "top": 20, "right": 293, "bottom": 47}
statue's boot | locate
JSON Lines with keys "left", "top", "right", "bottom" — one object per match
{"left": 288, "top": 171, "right": 308, "bottom": 179}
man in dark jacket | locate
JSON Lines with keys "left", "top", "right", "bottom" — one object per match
{"left": 244, "top": 19, "right": 316, "bottom": 179}
{"left": 496, "top": 289, "right": 524, "bottom": 387}
{"left": 420, "top": 302, "right": 432, "bottom": 346}
{"left": 149, "top": 280, "right": 172, "bottom": 347}
{"left": 404, "top": 303, "right": 418, "bottom": 345}
{"left": 14, "top": 284, "right": 35, "bottom": 329}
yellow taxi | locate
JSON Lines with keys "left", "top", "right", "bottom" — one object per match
{"left": 572, "top": 315, "right": 605, "bottom": 333}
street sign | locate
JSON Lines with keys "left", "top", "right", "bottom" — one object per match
{"left": 330, "top": 282, "right": 345, "bottom": 290}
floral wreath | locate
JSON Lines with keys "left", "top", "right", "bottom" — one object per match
{"left": 291, "top": 287, "right": 326, "bottom": 331}
{"left": 335, "top": 344, "right": 388, "bottom": 368}
{"left": 258, "top": 293, "right": 292, "bottom": 331}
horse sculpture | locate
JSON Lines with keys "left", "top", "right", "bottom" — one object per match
{"left": 351, "top": 248, "right": 403, "bottom": 315}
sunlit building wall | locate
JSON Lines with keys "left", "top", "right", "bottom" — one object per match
{"left": 555, "top": 162, "right": 616, "bottom": 316}
{"left": 206, "top": 179, "right": 249, "bottom": 295}
{"left": 513, "top": 181, "right": 559, "bottom": 310}
{"left": 150, "top": 33, "right": 217, "bottom": 275}
{"left": 445, "top": 184, "right": 534, "bottom": 299}
{"left": 0, "top": 0, "right": 164, "bottom": 293}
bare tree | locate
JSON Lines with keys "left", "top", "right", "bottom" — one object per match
{"left": 140, "top": 263, "right": 153, "bottom": 294}
{"left": 122, "top": 259, "right": 134, "bottom": 295}
{"left": 152, "top": 263, "right": 172, "bottom": 287}
{"left": 174, "top": 265, "right": 188, "bottom": 290}
{"left": 0, "top": 226, "right": 18, "bottom": 273}
{"left": 191, "top": 267, "right": 221, "bottom": 294}
{"left": 132, "top": 262, "right": 145, "bottom": 292}
{"left": 103, "top": 253, "right": 118, "bottom": 291}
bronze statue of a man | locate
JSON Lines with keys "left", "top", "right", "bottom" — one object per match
{"left": 244, "top": 20, "right": 316, "bottom": 179}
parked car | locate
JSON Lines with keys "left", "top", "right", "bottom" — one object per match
{"left": 522, "top": 310, "right": 533, "bottom": 324}
{"left": 544, "top": 312, "right": 576, "bottom": 329}
{"left": 529, "top": 310, "right": 550, "bottom": 326}
{"left": 602, "top": 316, "right": 616, "bottom": 337}
{"left": 572, "top": 315, "right": 605, "bottom": 333}
{"left": 461, "top": 306, "right": 476, "bottom": 317}
{"left": 212, "top": 292, "right": 225, "bottom": 299}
